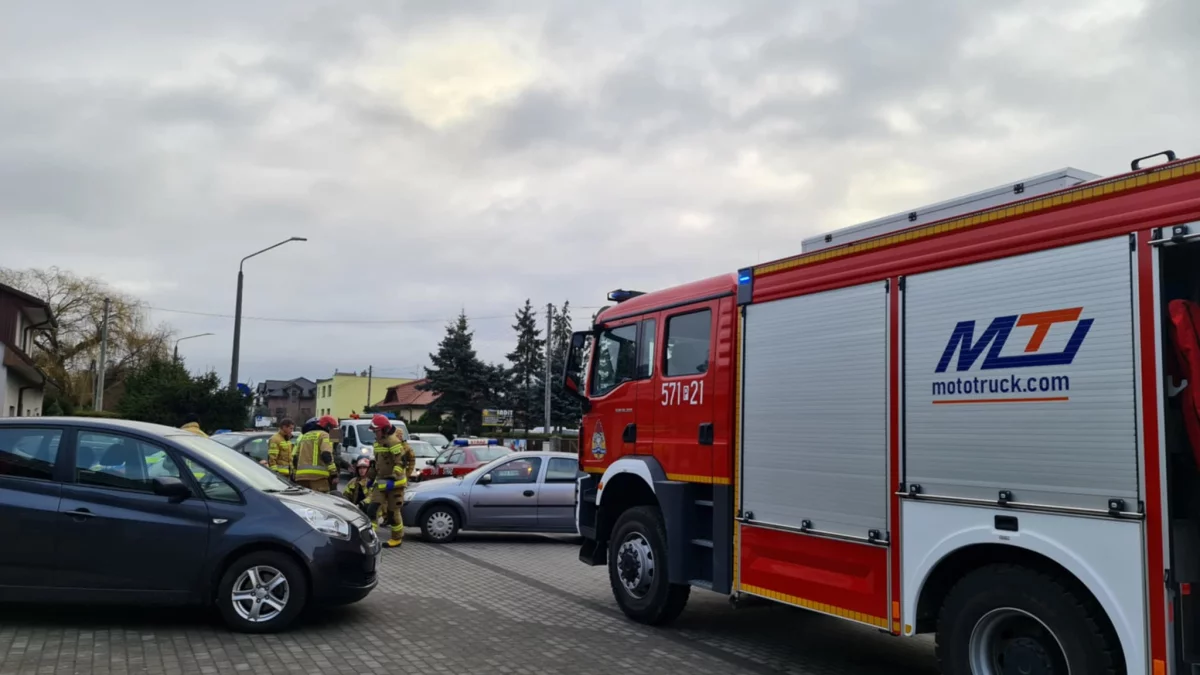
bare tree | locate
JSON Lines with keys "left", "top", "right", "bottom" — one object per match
{"left": 0, "top": 267, "right": 173, "bottom": 408}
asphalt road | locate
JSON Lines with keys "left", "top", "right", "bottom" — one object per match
{"left": 0, "top": 532, "right": 938, "bottom": 675}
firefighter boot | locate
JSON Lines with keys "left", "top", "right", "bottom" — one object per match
{"left": 383, "top": 513, "right": 403, "bottom": 548}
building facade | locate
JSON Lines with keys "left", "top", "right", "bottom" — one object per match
{"left": 0, "top": 283, "right": 56, "bottom": 417}
{"left": 254, "top": 377, "right": 317, "bottom": 423}
{"left": 373, "top": 378, "right": 440, "bottom": 423}
{"left": 315, "top": 372, "right": 411, "bottom": 419}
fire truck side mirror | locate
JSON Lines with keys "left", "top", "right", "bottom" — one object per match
{"left": 562, "top": 331, "right": 593, "bottom": 408}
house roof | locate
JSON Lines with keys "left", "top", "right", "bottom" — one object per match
{"left": 375, "top": 379, "right": 439, "bottom": 409}
{"left": 256, "top": 377, "right": 317, "bottom": 398}
{"left": 0, "top": 282, "right": 56, "bottom": 328}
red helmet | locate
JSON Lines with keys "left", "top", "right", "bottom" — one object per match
{"left": 370, "top": 414, "right": 392, "bottom": 431}
{"left": 317, "top": 415, "right": 338, "bottom": 430}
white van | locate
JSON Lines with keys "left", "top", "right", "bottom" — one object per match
{"left": 337, "top": 418, "right": 409, "bottom": 468}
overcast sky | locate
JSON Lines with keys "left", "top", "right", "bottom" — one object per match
{"left": 1, "top": 0, "right": 1194, "bottom": 386}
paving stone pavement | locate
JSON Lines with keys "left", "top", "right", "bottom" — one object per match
{"left": 0, "top": 532, "right": 938, "bottom": 675}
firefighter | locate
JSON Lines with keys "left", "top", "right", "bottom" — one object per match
{"left": 342, "top": 458, "right": 374, "bottom": 512}
{"left": 293, "top": 415, "right": 339, "bottom": 493}
{"left": 365, "top": 414, "right": 413, "bottom": 548}
{"left": 180, "top": 413, "right": 207, "bottom": 437}
{"left": 267, "top": 418, "right": 297, "bottom": 479}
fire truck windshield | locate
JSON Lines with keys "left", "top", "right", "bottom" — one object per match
{"left": 592, "top": 324, "right": 637, "bottom": 396}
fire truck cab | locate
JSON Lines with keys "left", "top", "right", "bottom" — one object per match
{"left": 567, "top": 151, "right": 1200, "bottom": 675}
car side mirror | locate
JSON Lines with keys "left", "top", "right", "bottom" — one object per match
{"left": 479, "top": 473, "right": 493, "bottom": 486}
{"left": 153, "top": 476, "right": 192, "bottom": 502}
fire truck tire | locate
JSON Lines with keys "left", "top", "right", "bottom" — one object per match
{"left": 935, "top": 563, "right": 1121, "bottom": 675}
{"left": 607, "top": 506, "right": 690, "bottom": 626}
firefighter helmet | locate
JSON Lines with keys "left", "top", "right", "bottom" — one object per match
{"left": 317, "top": 415, "right": 338, "bottom": 430}
{"left": 355, "top": 457, "right": 371, "bottom": 469}
{"left": 370, "top": 414, "right": 392, "bottom": 431}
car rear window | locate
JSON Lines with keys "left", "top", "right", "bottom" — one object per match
{"left": 474, "top": 448, "right": 510, "bottom": 462}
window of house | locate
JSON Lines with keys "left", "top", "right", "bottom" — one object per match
{"left": 637, "top": 319, "right": 657, "bottom": 379}
{"left": 76, "top": 432, "right": 183, "bottom": 493}
{"left": 590, "top": 323, "right": 638, "bottom": 396}
{"left": 665, "top": 310, "right": 712, "bottom": 377}
{"left": 0, "top": 428, "right": 62, "bottom": 480}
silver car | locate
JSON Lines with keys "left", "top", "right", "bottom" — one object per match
{"left": 401, "top": 451, "right": 581, "bottom": 543}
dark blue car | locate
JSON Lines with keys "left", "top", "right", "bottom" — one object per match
{"left": 0, "top": 418, "right": 380, "bottom": 632}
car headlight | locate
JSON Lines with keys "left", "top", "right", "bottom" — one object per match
{"left": 283, "top": 500, "right": 351, "bottom": 540}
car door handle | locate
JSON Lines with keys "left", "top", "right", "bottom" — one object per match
{"left": 65, "top": 508, "right": 95, "bottom": 520}
{"left": 523, "top": 490, "right": 535, "bottom": 497}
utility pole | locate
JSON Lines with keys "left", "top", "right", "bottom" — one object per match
{"left": 544, "top": 303, "right": 553, "bottom": 434}
{"left": 366, "top": 365, "right": 373, "bottom": 410}
{"left": 94, "top": 298, "right": 111, "bottom": 412}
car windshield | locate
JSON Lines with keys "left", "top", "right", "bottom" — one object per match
{"left": 420, "top": 433, "right": 450, "bottom": 448}
{"left": 169, "top": 435, "right": 293, "bottom": 492}
{"left": 408, "top": 440, "right": 439, "bottom": 457}
{"left": 474, "top": 447, "right": 511, "bottom": 462}
{"left": 211, "top": 434, "right": 246, "bottom": 448}
{"left": 354, "top": 425, "right": 376, "bottom": 444}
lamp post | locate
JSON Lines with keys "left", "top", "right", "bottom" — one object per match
{"left": 174, "top": 332, "right": 214, "bottom": 361}
{"left": 230, "top": 237, "right": 307, "bottom": 389}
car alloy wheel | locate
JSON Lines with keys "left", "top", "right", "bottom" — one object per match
{"left": 231, "top": 565, "right": 290, "bottom": 623}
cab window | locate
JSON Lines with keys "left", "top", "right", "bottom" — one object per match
{"left": 665, "top": 310, "right": 712, "bottom": 377}
{"left": 0, "top": 428, "right": 62, "bottom": 481}
{"left": 637, "top": 319, "right": 657, "bottom": 378}
{"left": 488, "top": 457, "right": 543, "bottom": 485}
{"left": 591, "top": 323, "right": 638, "bottom": 396}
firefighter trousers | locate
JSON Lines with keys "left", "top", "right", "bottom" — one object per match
{"left": 296, "top": 476, "right": 331, "bottom": 493}
{"left": 369, "top": 486, "right": 404, "bottom": 540}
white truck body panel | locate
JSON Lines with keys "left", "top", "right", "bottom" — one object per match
{"left": 802, "top": 168, "right": 1100, "bottom": 254}
{"left": 901, "top": 500, "right": 1147, "bottom": 675}
{"left": 741, "top": 282, "right": 888, "bottom": 539}
{"left": 904, "top": 236, "right": 1139, "bottom": 511}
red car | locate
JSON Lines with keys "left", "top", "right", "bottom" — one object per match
{"left": 420, "top": 439, "right": 512, "bottom": 479}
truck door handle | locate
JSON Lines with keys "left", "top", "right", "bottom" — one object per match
{"left": 523, "top": 490, "right": 535, "bottom": 497}
{"left": 623, "top": 424, "right": 637, "bottom": 443}
{"left": 66, "top": 508, "right": 95, "bottom": 520}
{"left": 698, "top": 423, "right": 714, "bottom": 446}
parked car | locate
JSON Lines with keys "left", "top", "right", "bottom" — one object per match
{"left": 211, "top": 431, "right": 276, "bottom": 464}
{"left": 0, "top": 418, "right": 380, "bottom": 632}
{"left": 422, "top": 439, "right": 512, "bottom": 479}
{"left": 336, "top": 418, "right": 409, "bottom": 469}
{"left": 419, "top": 447, "right": 454, "bottom": 482}
{"left": 409, "top": 432, "right": 450, "bottom": 449}
{"left": 401, "top": 451, "right": 582, "bottom": 542}
{"left": 405, "top": 439, "right": 441, "bottom": 481}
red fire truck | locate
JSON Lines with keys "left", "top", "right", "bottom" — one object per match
{"left": 566, "top": 151, "right": 1200, "bottom": 674}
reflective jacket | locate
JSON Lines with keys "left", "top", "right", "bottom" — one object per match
{"left": 294, "top": 430, "right": 336, "bottom": 480}
{"left": 180, "top": 422, "right": 207, "bottom": 437}
{"left": 267, "top": 432, "right": 295, "bottom": 475}
{"left": 342, "top": 476, "right": 373, "bottom": 504}
{"left": 372, "top": 432, "right": 412, "bottom": 488}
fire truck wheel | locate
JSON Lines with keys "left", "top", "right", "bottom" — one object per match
{"left": 935, "top": 564, "right": 1121, "bottom": 675}
{"left": 607, "top": 506, "right": 690, "bottom": 625}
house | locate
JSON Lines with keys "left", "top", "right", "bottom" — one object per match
{"left": 315, "top": 372, "right": 411, "bottom": 419}
{"left": 254, "top": 377, "right": 317, "bottom": 423}
{"left": 0, "top": 283, "right": 56, "bottom": 417}
{"left": 373, "top": 378, "right": 440, "bottom": 423}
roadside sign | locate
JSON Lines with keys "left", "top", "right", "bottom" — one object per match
{"left": 254, "top": 416, "right": 276, "bottom": 428}
{"left": 482, "top": 409, "right": 513, "bottom": 427}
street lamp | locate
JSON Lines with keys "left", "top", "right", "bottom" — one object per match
{"left": 230, "top": 237, "right": 307, "bottom": 389}
{"left": 174, "top": 333, "right": 214, "bottom": 361}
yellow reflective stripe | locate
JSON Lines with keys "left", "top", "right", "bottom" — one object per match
{"left": 295, "top": 469, "right": 330, "bottom": 477}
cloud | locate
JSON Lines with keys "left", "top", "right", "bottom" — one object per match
{"left": 0, "top": 0, "right": 1194, "bottom": 388}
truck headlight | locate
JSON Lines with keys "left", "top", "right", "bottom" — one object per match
{"left": 282, "top": 500, "right": 351, "bottom": 540}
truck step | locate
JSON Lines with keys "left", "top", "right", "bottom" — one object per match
{"left": 690, "top": 538, "right": 714, "bottom": 548}
{"left": 581, "top": 491, "right": 597, "bottom": 504}
{"left": 694, "top": 499, "right": 714, "bottom": 508}
{"left": 689, "top": 579, "right": 714, "bottom": 590}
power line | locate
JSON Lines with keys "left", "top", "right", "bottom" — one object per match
{"left": 147, "top": 305, "right": 604, "bottom": 325}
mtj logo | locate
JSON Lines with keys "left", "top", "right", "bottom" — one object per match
{"left": 935, "top": 307, "right": 1093, "bottom": 373}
